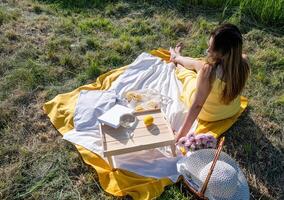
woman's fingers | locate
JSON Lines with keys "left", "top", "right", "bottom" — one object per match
{"left": 175, "top": 42, "right": 183, "bottom": 49}
{"left": 172, "top": 130, "right": 178, "bottom": 143}
{"left": 174, "top": 132, "right": 182, "bottom": 143}
{"left": 174, "top": 42, "right": 184, "bottom": 55}
{"left": 169, "top": 47, "right": 177, "bottom": 63}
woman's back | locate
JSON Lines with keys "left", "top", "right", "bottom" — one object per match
{"left": 177, "top": 66, "right": 241, "bottom": 122}
{"left": 198, "top": 77, "right": 241, "bottom": 121}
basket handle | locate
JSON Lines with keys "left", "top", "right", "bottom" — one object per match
{"left": 197, "top": 137, "right": 225, "bottom": 197}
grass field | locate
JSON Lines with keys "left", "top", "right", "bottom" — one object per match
{"left": 0, "top": 0, "right": 283, "bottom": 199}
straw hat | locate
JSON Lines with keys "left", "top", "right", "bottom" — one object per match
{"left": 177, "top": 149, "right": 249, "bottom": 200}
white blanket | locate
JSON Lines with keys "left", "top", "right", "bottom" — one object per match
{"left": 63, "top": 53, "right": 197, "bottom": 182}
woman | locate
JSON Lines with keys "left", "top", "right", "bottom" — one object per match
{"left": 171, "top": 23, "right": 250, "bottom": 142}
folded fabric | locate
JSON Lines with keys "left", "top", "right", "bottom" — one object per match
{"left": 74, "top": 90, "right": 117, "bottom": 131}
{"left": 43, "top": 49, "right": 248, "bottom": 200}
{"left": 43, "top": 65, "right": 127, "bottom": 134}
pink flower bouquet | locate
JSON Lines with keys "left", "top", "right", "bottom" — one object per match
{"left": 177, "top": 132, "right": 217, "bottom": 153}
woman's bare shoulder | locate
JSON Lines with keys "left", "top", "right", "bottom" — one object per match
{"left": 198, "top": 63, "right": 214, "bottom": 79}
{"left": 242, "top": 54, "right": 249, "bottom": 64}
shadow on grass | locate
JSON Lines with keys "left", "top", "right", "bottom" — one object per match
{"left": 223, "top": 108, "right": 284, "bottom": 199}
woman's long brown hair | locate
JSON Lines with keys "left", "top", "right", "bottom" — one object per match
{"left": 208, "top": 24, "right": 250, "bottom": 104}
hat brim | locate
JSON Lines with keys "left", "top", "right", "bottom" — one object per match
{"left": 177, "top": 149, "right": 249, "bottom": 200}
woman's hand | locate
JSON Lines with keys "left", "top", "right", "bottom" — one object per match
{"left": 174, "top": 131, "right": 185, "bottom": 143}
{"left": 169, "top": 47, "right": 178, "bottom": 63}
{"left": 169, "top": 42, "right": 183, "bottom": 63}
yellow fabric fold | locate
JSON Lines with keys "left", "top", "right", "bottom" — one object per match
{"left": 149, "top": 48, "right": 171, "bottom": 63}
{"left": 150, "top": 48, "right": 248, "bottom": 138}
{"left": 43, "top": 65, "right": 172, "bottom": 200}
{"left": 76, "top": 145, "right": 172, "bottom": 199}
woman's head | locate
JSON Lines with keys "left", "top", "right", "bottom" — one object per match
{"left": 206, "top": 23, "right": 250, "bottom": 104}
{"left": 207, "top": 24, "right": 243, "bottom": 59}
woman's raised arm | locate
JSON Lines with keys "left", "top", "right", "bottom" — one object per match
{"left": 169, "top": 47, "right": 205, "bottom": 72}
{"left": 174, "top": 56, "right": 205, "bottom": 72}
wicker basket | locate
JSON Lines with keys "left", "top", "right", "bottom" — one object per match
{"left": 179, "top": 137, "right": 225, "bottom": 200}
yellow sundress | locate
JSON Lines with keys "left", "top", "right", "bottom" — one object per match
{"left": 176, "top": 66, "right": 241, "bottom": 122}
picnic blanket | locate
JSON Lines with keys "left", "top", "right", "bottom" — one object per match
{"left": 43, "top": 49, "right": 248, "bottom": 200}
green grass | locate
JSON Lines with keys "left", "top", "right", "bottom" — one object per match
{"left": 162, "top": 0, "right": 284, "bottom": 26}
{"left": 0, "top": 6, "right": 21, "bottom": 25}
{"left": 240, "top": 0, "right": 284, "bottom": 25}
{"left": 0, "top": 0, "right": 283, "bottom": 199}
{"left": 37, "top": 0, "right": 284, "bottom": 26}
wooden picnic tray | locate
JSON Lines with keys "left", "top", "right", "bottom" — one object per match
{"left": 99, "top": 109, "right": 176, "bottom": 168}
